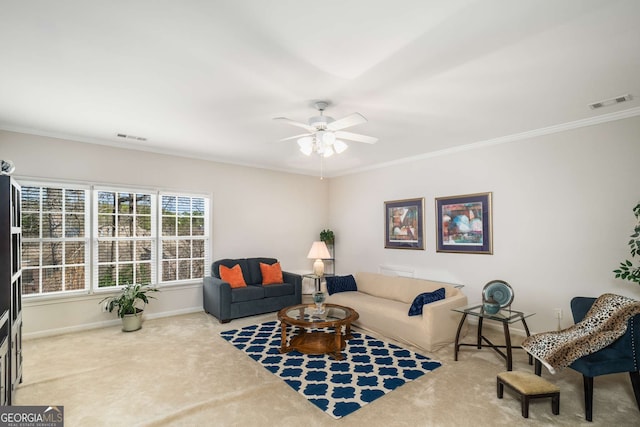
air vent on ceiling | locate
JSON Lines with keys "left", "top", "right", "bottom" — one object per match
{"left": 588, "top": 94, "right": 633, "bottom": 110}
{"left": 116, "top": 133, "right": 147, "bottom": 142}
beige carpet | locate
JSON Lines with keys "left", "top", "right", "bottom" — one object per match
{"left": 15, "top": 311, "right": 640, "bottom": 426}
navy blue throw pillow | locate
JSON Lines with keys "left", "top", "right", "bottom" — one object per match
{"left": 326, "top": 275, "right": 358, "bottom": 295}
{"left": 408, "top": 288, "right": 446, "bottom": 316}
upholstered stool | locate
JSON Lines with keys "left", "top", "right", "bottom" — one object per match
{"left": 497, "top": 371, "right": 560, "bottom": 418}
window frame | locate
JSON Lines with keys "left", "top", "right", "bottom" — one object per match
{"left": 92, "top": 186, "right": 158, "bottom": 291}
{"left": 20, "top": 181, "right": 91, "bottom": 297}
{"left": 158, "top": 192, "right": 210, "bottom": 285}
{"left": 20, "top": 179, "right": 210, "bottom": 299}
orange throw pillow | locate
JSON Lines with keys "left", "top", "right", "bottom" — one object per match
{"left": 219, "top": 264, "right": 247, "bottom": 288}
{"left": 260, "top": 262, "right": 283, "bottom": 285}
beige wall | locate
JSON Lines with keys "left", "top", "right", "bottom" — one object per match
{"left": 328, "top": 115, "right": 640, "bottom": 333}
{"left": 3, "top": 115, "right": 640, "bottom": 337}
{"left": 0, "top": 130, "right": 329, "bottom": 337}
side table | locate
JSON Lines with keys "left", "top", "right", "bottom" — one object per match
{"left": 302, "top": 273, "right": 334, "bottom": 293}
{"left": 452, "top": 304, "right": 535, "bottom": 371}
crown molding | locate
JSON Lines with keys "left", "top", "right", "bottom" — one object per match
{"left": 338, "top": 106, "right": 640, "bottom": 177}
{"left": 3, "top": 106, "right": 640, "bottom": 179}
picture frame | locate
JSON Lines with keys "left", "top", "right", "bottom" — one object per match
{"left": 384, "top": 198, "right": 425, "bottom": 250}
{"left": 435, "top": 192, "right": 493, "bottom": 254}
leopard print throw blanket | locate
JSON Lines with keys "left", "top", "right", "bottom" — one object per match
{"left": 522, "top": 293, "right": 640, "bottom": 374}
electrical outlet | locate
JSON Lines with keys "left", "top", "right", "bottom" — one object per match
{"left": 554, "top": 308, "right": 562, "bottom": 319}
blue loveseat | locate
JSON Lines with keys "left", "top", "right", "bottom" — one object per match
{"left": 203, "top": 257, "right": 302, "bottom": 323}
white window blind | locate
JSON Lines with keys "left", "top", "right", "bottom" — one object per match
{"left": 21, "top": 181, "right": 210, "bottom": 297}
{"left": 21, "top": 184, "right": 90, "bottom": 295}
{"left": 159, "top": 194, "right": 210, "bottom": 283}
{"left": 93, "top": 189, "right": 157, "bottom": 288}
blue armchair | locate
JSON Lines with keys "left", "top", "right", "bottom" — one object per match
{"left": 567, "top": 296, "right": 640, "bottom": 422}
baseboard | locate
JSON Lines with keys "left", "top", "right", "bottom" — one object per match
{"left": 23, "top": 307, "right": 204, "bottom": 340}
{"left": 144, "top": 307, "right": 204, "bottom": 321}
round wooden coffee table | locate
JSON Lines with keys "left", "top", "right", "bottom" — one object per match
{"left": 277, "top": 303, "right": 359, "bottom": 360}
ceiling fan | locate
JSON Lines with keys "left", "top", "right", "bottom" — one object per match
{"left": 274, "top": 101, "right": 378, "bottom": 157}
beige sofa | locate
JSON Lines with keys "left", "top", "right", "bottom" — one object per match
{"left": 325, "top": 272, "right": 468, "bottom": 352}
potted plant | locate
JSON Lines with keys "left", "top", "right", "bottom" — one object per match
{"left": 614, "top": 202, "right": 640, "bottom": 286}
{"left": 320, "top": 229, "right": 335, "bottom": 245}
{"left": 100, "top": 283, "right": 159, "bottom": 332}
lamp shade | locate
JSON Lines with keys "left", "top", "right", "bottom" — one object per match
{"left": 323, "top": 146, "right": 334, "bottom": 157}
{"left": 321, "top": 131, "right": 336, "bottom": 145}
{"left": 307, "top": 241, "right": 331, "bottom": 259}
{"left": 333, "top": 139, "right": 348, "bottom": 154}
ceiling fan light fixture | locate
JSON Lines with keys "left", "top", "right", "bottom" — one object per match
{"left": 276, "top": 101, "right": 377, "bottom": 162}
{"left": 320, "top": 131, "right": 336, "bottom": 145}
{"left": 323, "top": 146, "right": 334, "bottom": 157}
{"left": 333, "top": 139, "right": 348, "bottom": 154}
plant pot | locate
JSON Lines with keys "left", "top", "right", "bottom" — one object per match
{"left": 121, "top": 309, "right": 143, "bottom": 332}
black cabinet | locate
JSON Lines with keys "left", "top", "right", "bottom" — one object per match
{"left": 0, "top": 311, "right": 9, "bottom": 405}
{"left": 0, "top": 175, "right": 22, "bottom": 405}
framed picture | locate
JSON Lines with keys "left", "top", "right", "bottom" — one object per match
{"left": 435, "top": 192, "right": 493, "bottom": 254}
{"left": 384, "top": 198, "right": 425, "bottom": 250}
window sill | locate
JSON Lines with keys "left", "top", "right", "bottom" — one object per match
{"left": 23, "top": 281, "right": 203, "bottom": 307}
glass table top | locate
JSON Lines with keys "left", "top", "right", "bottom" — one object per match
{"left": 283, "top": 304, "right": 352, "bottom": 324}
{"left": 452, "top": 304, "right": 535, "bottom": 323}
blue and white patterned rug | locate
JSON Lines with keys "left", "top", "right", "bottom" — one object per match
{"left": 220, "top": 320, "right": 442, "bottom": 419}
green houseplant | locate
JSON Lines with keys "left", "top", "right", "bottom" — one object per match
{"left": 320, "top": 229, "right": 334, "bottom": 245}
{"left": 614, "top": 202, "right": 640, "bottom": 286}
{"left": 100, "top": 283, "right": 159, "bottom": 332}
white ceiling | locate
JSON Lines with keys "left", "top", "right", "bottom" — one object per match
{"left": 1, "top": 0, "right": 639, "bottom": 177}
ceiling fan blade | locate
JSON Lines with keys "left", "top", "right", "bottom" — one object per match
{"left": 278, "top": 133, "right": 312, "bottom": 142}
{"left": 327, "top": 112, "right": 367, "bottom": 131}
{"left": 334, "top": 131, "right": 378, "bottom": 144}
{"left": 273, "top": 117, "right": 316, "bottom": 132}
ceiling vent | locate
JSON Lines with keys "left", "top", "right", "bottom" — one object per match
{"left": 116, "top": 133, "right": 147, "bottom": 142}
{"left": 588, "top": 94, "right": 633, "bottom": 110}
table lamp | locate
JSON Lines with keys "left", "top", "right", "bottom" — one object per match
{"left": 307, "top": 241, "right": 331, "bottom": 277}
